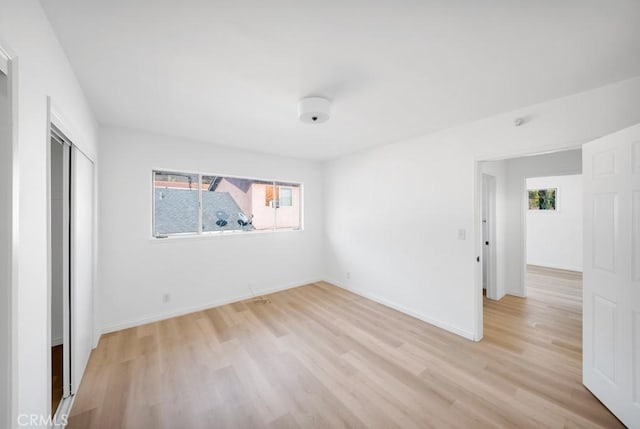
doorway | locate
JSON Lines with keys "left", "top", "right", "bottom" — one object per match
{"left": 50, "top": 126, "right": 72, "bottom": 417}
{"left": 525, "top": 174, "right": 583, "bottom": 273}
{"left": 47, "top": 109, "right": 96, "bottom": 422}
{"left": 476, "top": 149, "right": 583, "bottom": 339}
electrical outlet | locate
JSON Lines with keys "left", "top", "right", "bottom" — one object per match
{"left": 346, "top": 272, "right": 351, "bottom": 280}
{"left": 162, "top": 293, "right": 171, "bottom": 304}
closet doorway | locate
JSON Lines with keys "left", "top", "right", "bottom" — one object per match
{"left": 48, "top": 117, "right": 95, "bottom": 423}
{"left": 50, "top": 125, "right": 71, "bottom": 417}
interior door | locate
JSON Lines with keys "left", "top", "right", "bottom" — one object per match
{"left": 583, "top": 123, "right": 640, "bottom": 428}
{"left": 71, "top": 147, "right": 94, "bottom": 394}
{"left": 482, "top": 174, "right": 496, "bottom": 299}
{"left": 482, "top": 175, "right": 489, "bottom": 289}
{"left": 61, "top": 142, "right": 71, "bottom": 400}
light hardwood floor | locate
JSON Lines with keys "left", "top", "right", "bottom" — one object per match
{"left": 68, "top": 267, "right": 623, "bottom": 428}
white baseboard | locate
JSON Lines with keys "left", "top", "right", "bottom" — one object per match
{"left": 326, "top": 278, "right": 477, "bottom": 341}
{"left": 506, "top": 290, "right": 527, "bottom": 298}
{"left": 100, "top": 278, "right": 323, "bottom": 335}
{"left": 527, "top": 261, "right": 582, "bottom": 273}
{"left": 99, "top": 277, "right": 480, "bottom": 343}
{"left": 485, "top": 291, "right": 507, "bottom": 301}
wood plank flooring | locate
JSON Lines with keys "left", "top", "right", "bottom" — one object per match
{"left": 67, "top": 267, "right": 623, "bottom": 428}
{"left": 52, "top": 344, "right": 63, "bottom": 414}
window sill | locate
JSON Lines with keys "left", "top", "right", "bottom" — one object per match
{"left": 149, "top": 227, "right": 304, "bottom": 242}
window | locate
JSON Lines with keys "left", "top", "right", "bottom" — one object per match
{"left": 279, "top": 187, "right": 293, "bottom": 206}
{"left": 265, "top": 185, "right": 293, "bottom": 207}
{"left": 528, "top": 188, "right": 557, "bottom": 210}
{"left": 153, "top": 171, "right": 302, "bottom": 237}
{"left": 265, "top": 185, "right": 276, "bottom": 207}
{"left": 153, "top": 171, "right": 199, "bottom": 235}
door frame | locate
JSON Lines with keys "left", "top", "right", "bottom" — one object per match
{"left": 46, "top": 98, "right": 98, "bottom": 425}
{"left": 0, "top": 40, "right": 18, "bottom": 429}
{"left": 47, "top": 102, "right": 74, "bottom": 421}
{"left": 47, "top": 98, "right": 97, "bottom": 423}
{"left": 49, "top": 124, "right": 72, "bottom": 407}
{"left": 473, "top": 145, "right": 581, "bottom": 340}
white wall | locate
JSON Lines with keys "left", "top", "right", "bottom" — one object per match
{"left": 0, "top": 0, "right": 99, "bottom": 424}
{"left": 526, "top": 174, "right": 583, "bottom": 272}
{"left": 503, "top": 150, "right": 582, "bottom": 296}
{"left": 97, "top": 127, "right": 324, "bottom": 333}
{"left": 324, "top": 77, "right": 640, "bottom": 340}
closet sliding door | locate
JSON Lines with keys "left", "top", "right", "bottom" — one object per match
{"left": 71, "top": 147, "right": 94, "bottom": 393}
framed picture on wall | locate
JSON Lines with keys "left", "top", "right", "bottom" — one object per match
{"left": 528, "top": 188, "right": 557, "bottom": 210}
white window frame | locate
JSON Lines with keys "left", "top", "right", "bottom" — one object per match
{"left": 151, "top": 169, "right": 303, "bottom": 239}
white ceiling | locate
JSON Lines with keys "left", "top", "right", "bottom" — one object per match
{"left": 41, "top": 0, "right": 640, "bottom": 160}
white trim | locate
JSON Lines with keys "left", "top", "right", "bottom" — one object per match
{"left": 149, "top": 227, "right": 304, "bottom": 242}
{"left": 473, "top": 145, "right": 584, "bottom": 341}
{"left": 0, "top": 44, "right": 9, "bottom": 75}
{"left": 526, "top": 262, "right": 583, "bottom": 273}
{"left": 473, "top": 160, "right": 484, "bottom": 341}
{"left": 50, "top": 101, "right": 96, "bottom": 163}
{"left": 328, "top": 279, "right": 478, "bottom": 341}
{"left": 506, "top": 290, "right": 527, "bottom": 299}
{"left": 8, "top": 53, "right": 18, "bottom": 429}
{"left": 153, "top": 166, "right": 302, "bottom": 186}
{"left": 0, "top": 42, "right": 16, "bottom": 429}
{"left": 99, "top": 278, "right": 323, "bottom": 335}
{"left": 46, "top": 100, "right": 54, "bottom": 427}
{"left": 99, "top": 277, "right": 479, "bottom": 341}
{"left": 475, "top": 142, "right": 583, "bottom": 164}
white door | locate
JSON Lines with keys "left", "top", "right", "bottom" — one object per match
{"left": 71, "top": 147, "right": 94, "bottom": 393}
{"left": 583, "top": 123, "right": 640, "bottom": 428}
{"left": 61, "top": 142, "right": 71, "bottom": 400}
{"left": 482, "top": 176, "right": 489, "bottom": 289}
{"left": 482, "top": 174, "right": 497, "bottom": 299}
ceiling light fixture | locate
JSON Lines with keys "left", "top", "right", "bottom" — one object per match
{"left": 298, "top": 96, "right": 330, "bottom": 124}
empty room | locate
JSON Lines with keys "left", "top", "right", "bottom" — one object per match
{"left": 1, "top": 0, "right": 640, "bottom": 428}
